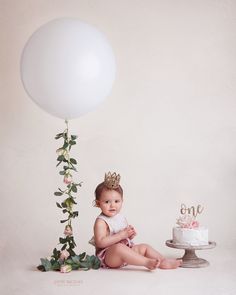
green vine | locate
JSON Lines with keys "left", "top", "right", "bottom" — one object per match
{"left": 54, "top": 119, "right": 80, "bottom": 231}
{"left": 37, "top": 120, "right": 100, "bottom": 272}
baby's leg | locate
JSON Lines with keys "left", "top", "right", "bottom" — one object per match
{"left": 132, "top": 243, "right": 182, "bottom": 269}
{"left": 132, "top": 243, "right": 164, "bottom": 261}
{"left": 104, "top": 243, "right": 159, "bottom": 270}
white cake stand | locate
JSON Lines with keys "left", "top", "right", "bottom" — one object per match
{"left": 165, "top": 240, "right": 216, "bottom": 268}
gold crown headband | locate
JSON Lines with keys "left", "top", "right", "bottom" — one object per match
{"left": 104, "top": 172, "right": 121, "bottom": 189}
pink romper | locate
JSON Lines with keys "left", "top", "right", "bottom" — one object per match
{"left": 89, "top": 213, "right": 134, "bottom": 268}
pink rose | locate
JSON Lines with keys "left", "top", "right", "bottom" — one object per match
{"left": 60, "top": 250, "right": 70, "bottom": 260}
{"left": 64, "top": 175, "right": 72, "bottom": 184}
{"left": 60, "top": 264, "right": 72, "bottom": 273}
{"left": 176, "top": 215, "right": 200, "bottom": 229}
{"left": 190, "top": 220, "right": 199, "bottom": 229}
{"left": 64, "top": 225, "right": 73, "bottom": 237}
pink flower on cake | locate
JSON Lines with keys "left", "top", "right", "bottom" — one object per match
{"left": 176, "top": 214, "right": 199, "bottom": 229}
{"left": 60, "top": 250, "right": 70, "bottom": 260}
{"left": 190, "top": 220, "right": 199, "bottom": 229}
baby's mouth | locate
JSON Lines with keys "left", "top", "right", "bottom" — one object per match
{"left": 109, "top": 209, "right": 116, "bottom": 212}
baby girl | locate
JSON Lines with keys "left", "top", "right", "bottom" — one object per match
{"left": 90, "top": 172, "right": 182, "bottom": 270}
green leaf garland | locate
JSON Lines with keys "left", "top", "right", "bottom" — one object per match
{"left": 37, "top": 120, "right": 100, "bottom": 272}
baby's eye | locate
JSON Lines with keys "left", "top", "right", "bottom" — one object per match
{"left": 105, "top": 200, "right": 109, "bottom": 204}
{"left": 115, "top": 200, "right": 120, "bottom": 203}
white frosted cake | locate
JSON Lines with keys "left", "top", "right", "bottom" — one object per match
{"left": 173, "top": 227, "right": 208, "bottom": 246}
{"left": 172, "top": 212, "right": 209, "bottom": 246}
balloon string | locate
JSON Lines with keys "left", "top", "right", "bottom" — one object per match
{"left": 65, "top": 120, "right": 69, "bottom": 138}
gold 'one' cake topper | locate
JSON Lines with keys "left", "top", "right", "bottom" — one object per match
{"left": 104, "top": 172, "right": 121, "bottom": 189}
{"left": 180, "top": 203, "right": 204, "bottom": 218}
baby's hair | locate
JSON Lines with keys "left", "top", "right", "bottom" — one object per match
{"left": 94, "top": 181, "right": 123, "bottom": 203}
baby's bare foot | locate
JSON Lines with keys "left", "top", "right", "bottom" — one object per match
{"left": 145, "top": 258, "right": 159, "bottom": 270}
{"left": 159, "top": 258, "right": 182, "bottom": 269}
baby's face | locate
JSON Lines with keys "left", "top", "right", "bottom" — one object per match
{"left": 97, "top": 189, "right": 123, "bottom": 217}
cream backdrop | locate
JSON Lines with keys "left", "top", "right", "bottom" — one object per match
{"left": 1, "top": 0, "right": 236, "bottom": 272}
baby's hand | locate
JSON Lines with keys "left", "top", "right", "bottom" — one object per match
{"left": 128, "top": 225, "right": 137, "bottom": 239}
{"left": 118, "top": 226, "right": 136, "bottom": 240}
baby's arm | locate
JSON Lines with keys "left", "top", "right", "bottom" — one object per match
{"left": 94, "top": 219, "right": 135, "bottom": 249}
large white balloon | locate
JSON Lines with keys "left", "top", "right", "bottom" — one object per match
{"left": 20, "top": 18, "right": 116, "bottom": 119}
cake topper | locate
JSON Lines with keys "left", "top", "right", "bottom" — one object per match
{"left": 104, "top": 172, "right": 121, "bottom": 189}
{"left": 176, "top": 203, "right": 204, "bottom": 229}
{"left": 180, "top": 203, "right": 204, "bottom": 218}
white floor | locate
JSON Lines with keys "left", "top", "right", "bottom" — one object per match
{"left": 1, "top": 246, "right": 235, "bottom": 295}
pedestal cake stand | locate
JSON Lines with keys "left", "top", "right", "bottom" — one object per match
{"left": 165, "top": 240, "right": 216, "bottom": 268}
